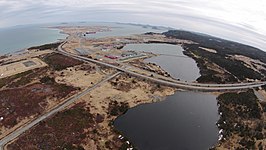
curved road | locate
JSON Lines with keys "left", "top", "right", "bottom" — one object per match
{"left": 1, "top": 41, "right": 265, "bottom": 149}
{"left": 57, "top": 42, "right": 266, "bottom": 91}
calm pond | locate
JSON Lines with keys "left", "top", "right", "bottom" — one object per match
{"left": 114, "top": 91, "right": 219, "bottom": 150}
{"left": 122, "top": 43, "right": 200, "bottom": 81}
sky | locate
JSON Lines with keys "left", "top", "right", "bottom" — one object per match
{"left": 0, "top": 0, "right": 266, "bottom": 50}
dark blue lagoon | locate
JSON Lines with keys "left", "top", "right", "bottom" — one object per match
{"left": 114, "top": 91, "right": 219, "bottom": 150}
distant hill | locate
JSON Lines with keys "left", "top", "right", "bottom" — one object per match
{"left": 163, "top": 30, "right": 266, "bottom": 63}
{"left": 163, "top": 30, "right": 266, "bottom": 83}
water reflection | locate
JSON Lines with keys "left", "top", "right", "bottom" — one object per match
{"left": 123, "top": 43, "right": 200, "bottom": 81}
{"left": 114, "top": 91, "right": 219, "bottom": 150}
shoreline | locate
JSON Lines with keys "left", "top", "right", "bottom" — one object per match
{"left": 1, "top": 24, "right": 265, "bottom": 149}
{"left": 113, "top": 89, "right": 221, "bottom": 150}
{"left": 0, "top": 26, "right": 67, "bottom": 56}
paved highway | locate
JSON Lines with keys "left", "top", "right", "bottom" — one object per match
{"left": 74, "top": 30, "right": 265, "bottom": 88}
{"left": 57, "top": 42, "right": 266, "bottom": 91}
{"left": 1, "top": 41, "right": 265, "bottom": 149}
{"left": 0, "top": 72, "right": 121, "bottom": 150}
{"left": 74, "top": 34, "right": 264, "bottom": 88}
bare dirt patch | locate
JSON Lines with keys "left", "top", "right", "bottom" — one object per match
{"left": 0, "top": 58, "right": 47, "bottom": 79}
{"left": 55, "top": 64, "right": 104, "bottom": 88}
{"left": 199, "top": 47, "right": 217, "bottom": 53}
{"left": 128, "top": 59, "right": 170, "bottom": 77}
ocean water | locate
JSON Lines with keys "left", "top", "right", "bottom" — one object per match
{"left": 84, "top": 22, "right": 169, "bottom": 38}
{"left": 0, "top": 22, "right": 169, "bottom": 55}
{"left": 0, "top": 25, "right": 66, "bottom": 55}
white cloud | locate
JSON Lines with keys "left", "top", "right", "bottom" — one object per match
{"left": 0, "top": 0, "right": 265, "bottom": 49}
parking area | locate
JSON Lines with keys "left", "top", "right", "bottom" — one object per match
{"left": 0, "top": 58, "right": 47, "bottom": 78}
